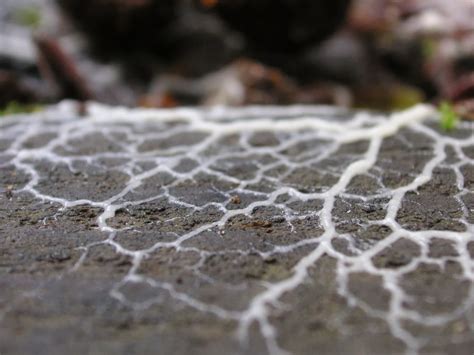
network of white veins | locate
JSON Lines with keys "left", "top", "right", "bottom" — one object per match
{"left": 2, "top": 102, "right": 474, "bottom": 354}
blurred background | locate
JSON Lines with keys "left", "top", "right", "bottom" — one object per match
{"left": 0, "top": 0, "right": 473, "bottom": 117}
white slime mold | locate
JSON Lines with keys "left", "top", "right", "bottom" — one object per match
{"left": 1, "top": 102, "right": 473, "bottom": 354}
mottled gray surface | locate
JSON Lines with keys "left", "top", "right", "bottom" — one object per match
{"left": 0, "top": 104, "right": 473, "bottom": 355}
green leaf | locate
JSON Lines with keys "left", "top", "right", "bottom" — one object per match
{"left": 439, "top": 101, "right": 459, "bottom": 132}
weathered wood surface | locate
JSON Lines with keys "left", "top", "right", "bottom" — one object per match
{"left": 1, "top": 103, "right": 473, "bottom": 354}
